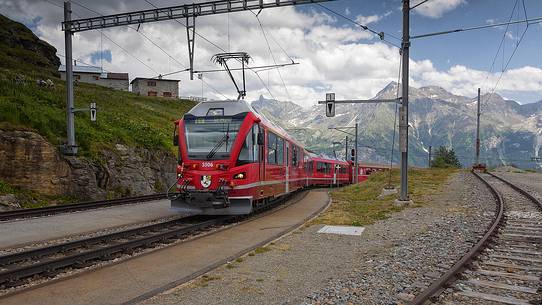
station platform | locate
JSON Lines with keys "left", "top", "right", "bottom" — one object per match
{"left": 0, "top": 199, "right": 176, "bottom": 250}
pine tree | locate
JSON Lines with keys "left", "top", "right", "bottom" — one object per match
{"left": 431, "top": 146, "right": 461, "bottom": 168}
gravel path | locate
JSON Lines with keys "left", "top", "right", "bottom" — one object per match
{"left": 139, "top": 171, "right": 495, "bottom": 305}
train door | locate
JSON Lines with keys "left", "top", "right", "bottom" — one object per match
{"left": 257, "top": 125, "right": 263, "bottom": 181}
{"left": 333, "top": 164, "right": 338, "bottom": 185}
{"left": 285, "top": 142, "right": 289, "bottom": 193}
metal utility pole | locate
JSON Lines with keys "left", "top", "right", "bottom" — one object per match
{"left": 355, "top": 123, "right": 359, "bottom": 183}
{"left": 428, "top": 145, "right": 432, "bottom": 168}
{"left": 475, "top": 88, "right": 481, "bottom": 165}
{"left": 60, "top": 0, "right": 333, "bottom": 155}
{"left": 63, "top": 1, "right": 77, "bottom": 156}
{"left": 398, "top": 0, "right": 411, "bottom": 203}
{"left": 345, "top": 136, "right": 348, "bottom": 161}
{"left": 329, "top": 126, "right": 359, "bottom": 183}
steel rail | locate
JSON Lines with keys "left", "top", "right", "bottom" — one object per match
{"left": 487, "top": 171, "right": 542, "bottom": 210}
{"left": 408, "top": 170, "right": 505, "bottom": 305}
{"left": 0, "top": 216, "right": 233, "bottom": 286}
{"left": 0, "top": 216, "right": 190, "bottom": 267}
{"left": 0, "top": 193, "right": 167, "bottom": 221}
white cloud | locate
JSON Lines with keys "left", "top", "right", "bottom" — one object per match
{"left": 2, "top": 0, "right": 541, "bottom": 107}
{"left": 355, "top": 11, "right": 391, "bottom": 25}
{"left": 411, "top": 0, "right": 466, "bottom": 18}
{"left": 356, "top": 14, "right": 382, "bottom": 25}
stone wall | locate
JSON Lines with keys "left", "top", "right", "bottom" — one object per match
{"left": 0, "top": 130, "right": 176, "bottom": 202}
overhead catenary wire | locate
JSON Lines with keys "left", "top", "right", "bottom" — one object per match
{"left": 144, "top": 0, "right": 283, "bottom": 100}
{"left": 481, "top": 0, "right": 529, "bottom": 112}
{"left": 315, "top": 3, "right": 402, "bottom": 48}
{"left": 411, "top": 14, "right": 541, "bottom": 39}
{"left": 69, "top": 0, "right": 229, "bottom": 99}
{"left": 410, "top": 0, "right": 432, "bottom": 10}
{"left": 46, "top": 0, "right": 159, "bottom": 75}
{"left": 251, "top": 10, "right": 292, "bottom": 101}
{"left": 56, "top": 53, "right": 109, "bottom": 72}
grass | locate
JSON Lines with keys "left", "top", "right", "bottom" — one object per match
{"left": 0, "top": 179, "right": 76, "bottom": 208}
{"left": 313, "top": 168, "right": 458, "bottom": 227}
{"left": 253, "top": 246, "right": 271, "bottom": 254}
{"left": 0, "top": 73, "right": 196, "bottom": 158}
{"left": 0, "top": 15, "right": 196, "bottom": 158}
{"left": 192, "top": 275, "right": 221, "bottom": 288}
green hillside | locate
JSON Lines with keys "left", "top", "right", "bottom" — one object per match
{"left": 0, "top": 15, "right": 196, "bottom": 157}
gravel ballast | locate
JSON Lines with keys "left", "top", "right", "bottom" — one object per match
{"left": 139, "top": 171, "right": 495, "bottom": 305}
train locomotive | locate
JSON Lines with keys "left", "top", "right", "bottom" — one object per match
{"left": 169, "top": 100, "right": 378, "bottom": 215}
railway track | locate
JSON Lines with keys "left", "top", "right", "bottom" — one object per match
{"left": 410, "top": 171, "right": 542, "bottom": 305}
{"left": 0, "top": 190, "right": 308, "bottom": 293}
{"left": 0, "top": 193, "right": 167, "bottom": 221}
{"left": 0, "top": 215, "right": 233, "bottom": 289}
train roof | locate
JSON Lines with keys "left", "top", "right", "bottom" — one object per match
{"left": 185, "top": 99, "right": 305, "bottom": 148}
{"left": 310, "top": 156, "right": 349, "bottom": 165}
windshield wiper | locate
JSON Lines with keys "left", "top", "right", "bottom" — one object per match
{"left": 206, "top": 123, "right": 230, "bottom": 160}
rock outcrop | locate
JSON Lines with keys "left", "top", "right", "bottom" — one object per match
{"left": 0, "top": 14, "right": 60, "bottom": 70}
{"left": 0, "top": 130, "right": 176, "bottom": 201}
{"left": 0, "top": 130, "right": 70, "bottom": 196}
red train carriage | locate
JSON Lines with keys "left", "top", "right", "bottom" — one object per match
{"left": 306, "top": 156, "right": 350, "bottom": 187}
{"left": 171, "top": 100, "right": 309, "bottom": 215}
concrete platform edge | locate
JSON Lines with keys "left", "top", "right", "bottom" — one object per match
{"left": 123, "top": 191, "right": 332, "bottom": 305}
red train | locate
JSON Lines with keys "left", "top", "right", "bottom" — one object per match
{"left": 170, "top": 100, "right": 385, "bottom": 215}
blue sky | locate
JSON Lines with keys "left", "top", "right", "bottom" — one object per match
{"left": 3, "top": 0, "right": 542, "bottom": 105}
{"left": 312, "top": 0, "right": 542, "bottom": 71}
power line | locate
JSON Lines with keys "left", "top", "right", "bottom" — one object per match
{"left": 143, "top": 0, "right": 280, "bottom": 100}
{"left": 482, "top": 0, "right": 529, "bottom": 111}
{"left": 69, "top": 0, "right": 229, "bottom": 99}
{"left": 410, "top": 0, "right": 432, "bottom": 10}
{"left": 251, "top": 10, "right": 292, "bottom": 101}
{"left": 411, "top": 14, "right": 541, "bottom": 39}
{"left": 480, "top": 0, "right": 520, "bottom": 95}
{"left": 315, "top": 3, "right": 402, "bottom": 48}
{"left": 45, "top": 0, "right": 159, "bottom": 75}
{"left": 56, "top": 53, "right": 109, "bottom": 71}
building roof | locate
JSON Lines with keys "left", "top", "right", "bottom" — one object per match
{"left": 58, "top": 65, "right": 128, "bottom": 80}
{"left": 58, "top": 64, "right": 103, "bottom": 74}
{"left": 130, "top": 77, "right": 180, "bottom": 84}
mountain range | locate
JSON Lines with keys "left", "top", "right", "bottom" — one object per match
{"left": 251, "top": 82, "right": 542, "bottom": 169}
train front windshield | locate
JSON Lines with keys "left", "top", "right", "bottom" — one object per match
{"left": 184, "top": 116, "right": 244, "bottom": 160}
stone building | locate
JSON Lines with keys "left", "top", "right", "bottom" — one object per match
{"left": 130, "top": 77, "right": 180, "bottom": 98}
{"left": 59, "top": 65, "right": 129, "bottom": 91}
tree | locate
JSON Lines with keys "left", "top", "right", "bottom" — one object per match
{"left": 431, "top": 146, "right": 461, "bottom": 168}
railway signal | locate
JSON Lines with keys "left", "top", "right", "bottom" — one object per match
{"left": 90, "top": 102, "right": 97, "bottom": 122}
{"left": 326, "top": 93, "right": 335, "bottom": 117}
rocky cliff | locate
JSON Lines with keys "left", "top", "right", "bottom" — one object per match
{"left": 0, "top": 130, "right": 176, "bottom": 206}
{"left": 0, "top": 14, "right": 60, "bottom": 74}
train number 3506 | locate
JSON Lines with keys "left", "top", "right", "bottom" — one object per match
{"left": 201, "top": 162, "right": 214, "bottom": 168}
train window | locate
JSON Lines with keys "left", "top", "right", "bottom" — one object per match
{"left": 237, "top": 124, "right": 259, "bottom": 165}
{"left": 184, "top": 116, "right": 244, "bottom": 160}
{"left": 276, "top": 137, "right": 284, "bottom": 165}
{"left": 317, "top": 162, "right": 326, "bottom": 173}
{"left": 292, "top": 145, "right": 299, "bottom": 167}
{"left": 267, "top": 132, "right": 277, "bottom": 164}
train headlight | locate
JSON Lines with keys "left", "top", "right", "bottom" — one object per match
{"left": 177, "top": 173, "right": 183, "bottom": 179}
{"left": 233, "top": 172, "right": 246, "bottom": 179}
